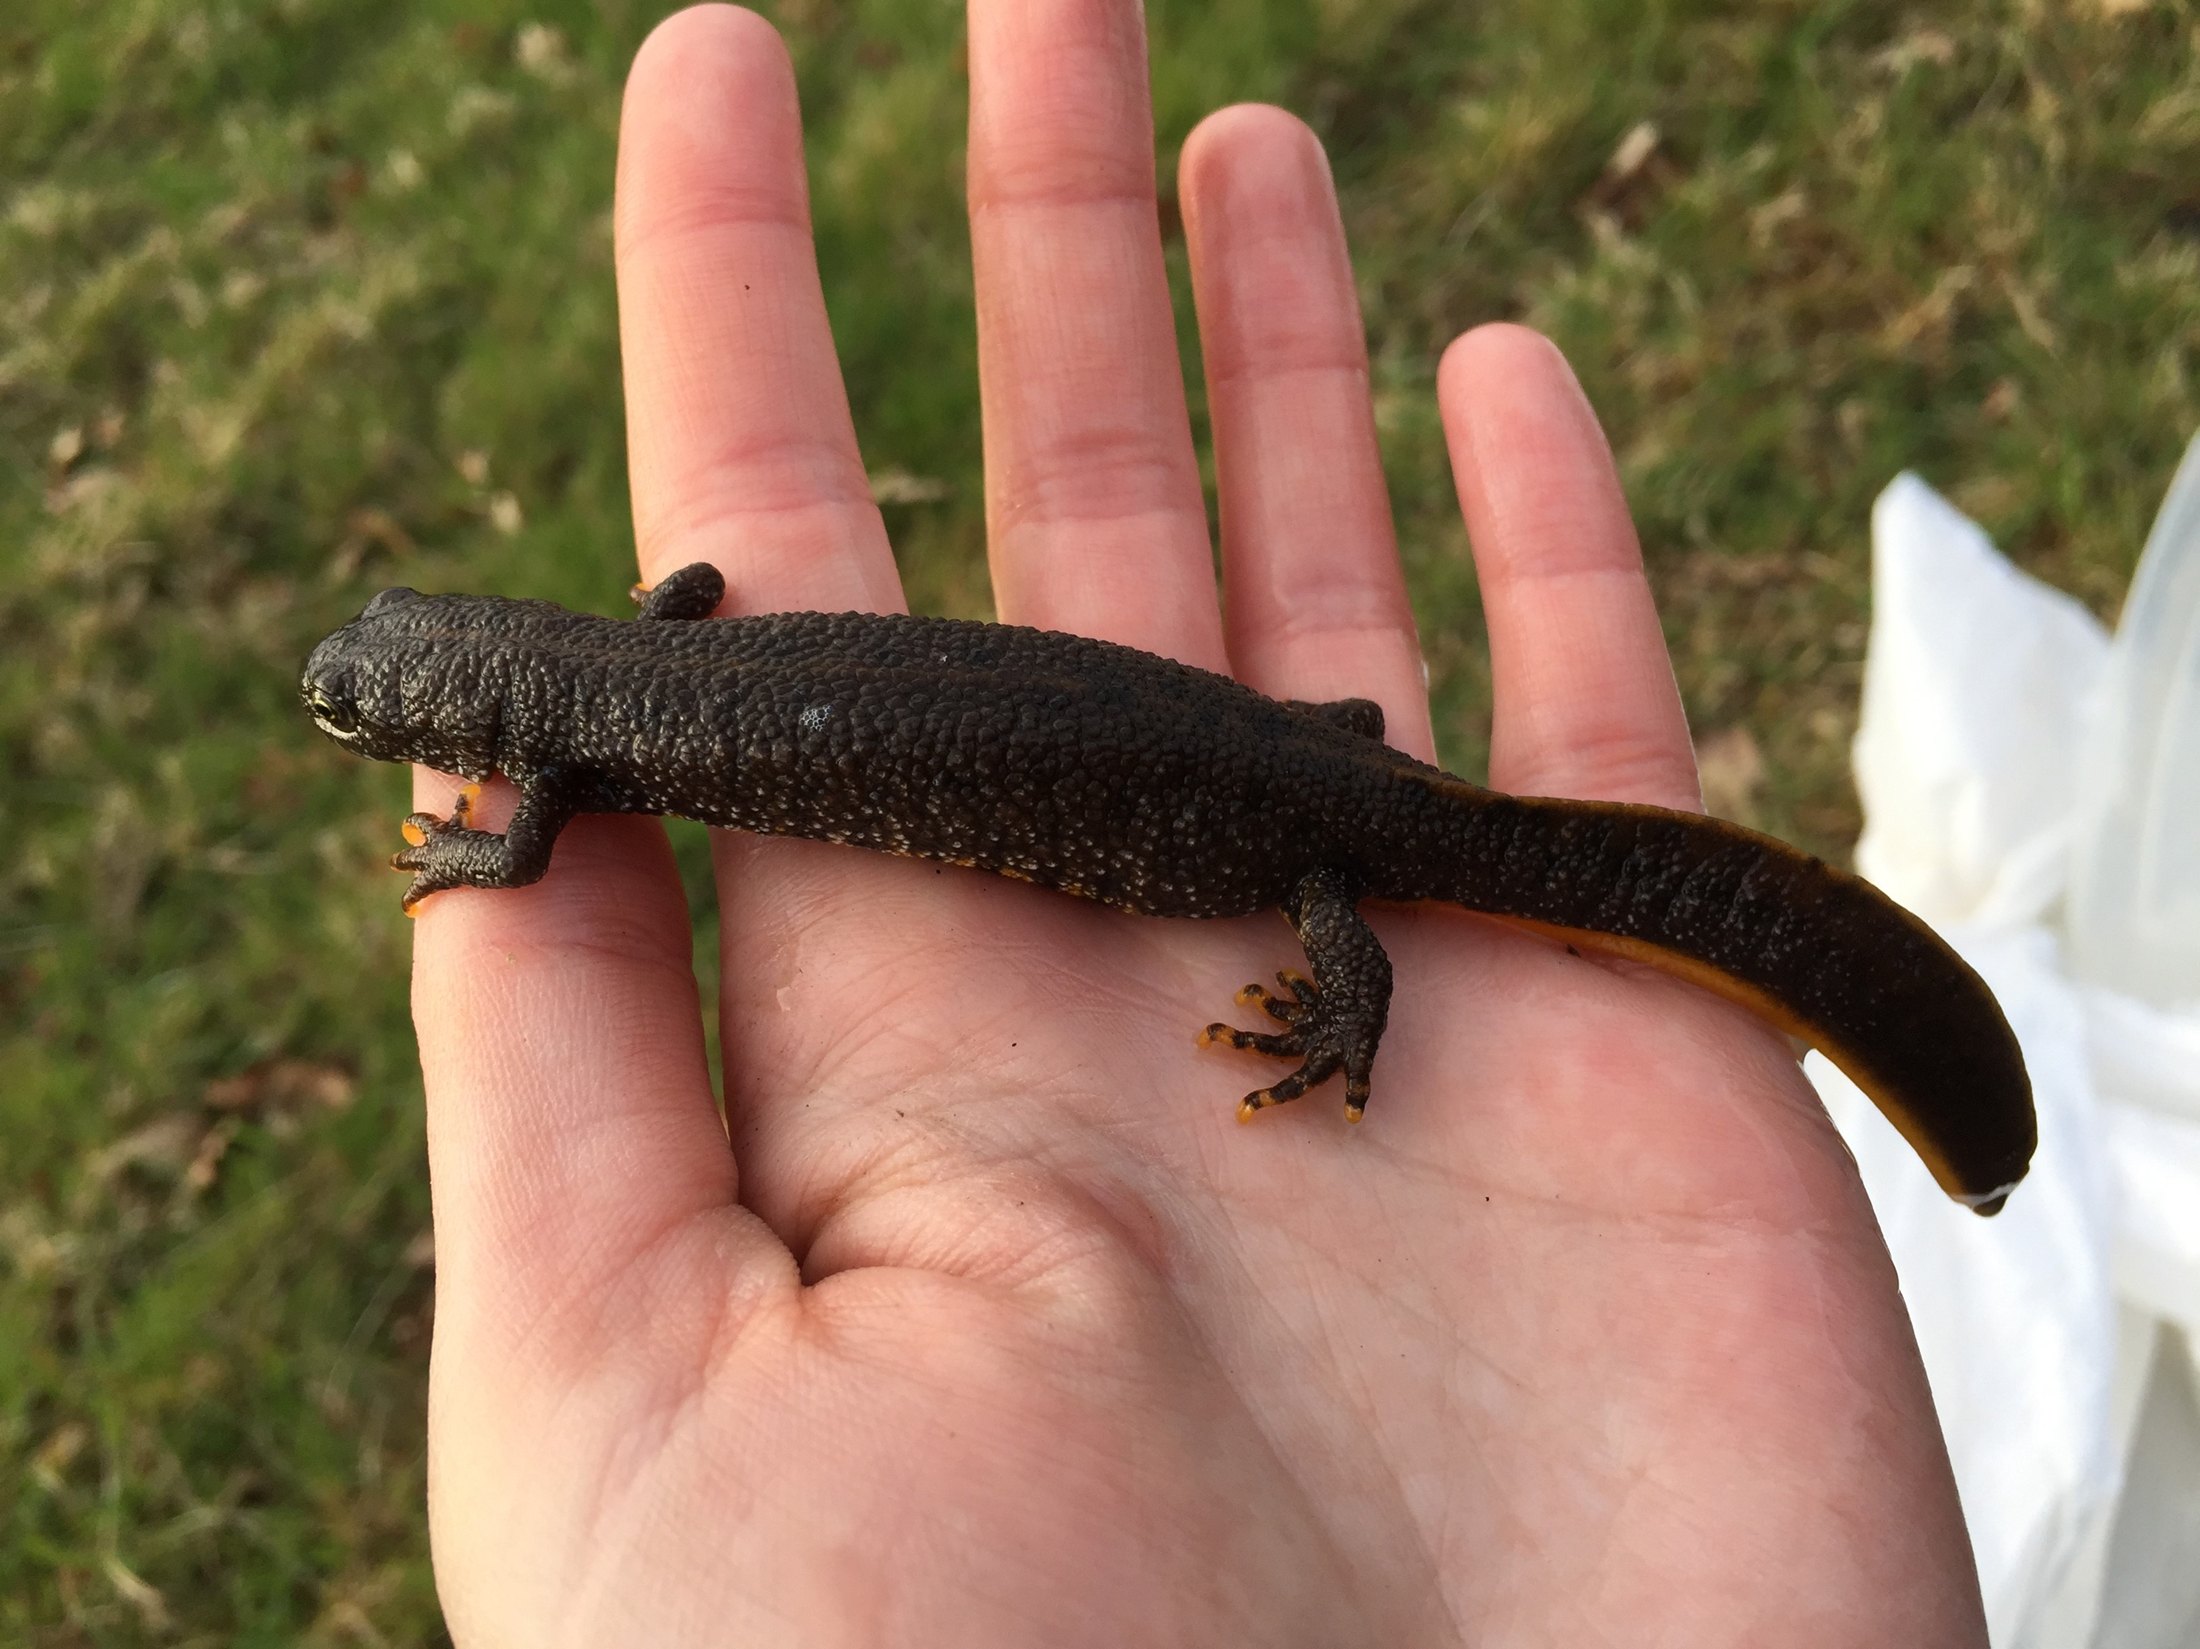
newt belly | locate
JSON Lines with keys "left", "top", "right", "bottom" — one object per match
{"left": 301, "top": 561, "right": 2036, "bottom": 1214}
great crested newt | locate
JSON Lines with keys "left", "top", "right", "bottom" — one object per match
{"left": 301, "top": 561, "right": 2036, "bottom": 1214}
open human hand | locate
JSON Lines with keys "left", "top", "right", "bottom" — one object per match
{"left": 408, "top": 5, "right": 1987, "bottom": 1643}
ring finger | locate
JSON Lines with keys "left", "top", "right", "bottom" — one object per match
{"left": 1179, "top": 104, "right": 1435, "bottom": 762}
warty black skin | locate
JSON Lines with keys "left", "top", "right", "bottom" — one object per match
{"left": 301, "top": 561, "right": 2037, "bottom": 1214}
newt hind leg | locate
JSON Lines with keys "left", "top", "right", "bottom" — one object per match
{"left": 1199, "top": 867, "right": 1393, "bottom": 1122}
{"left": 630, "top": 560, "right": 726, "bottom": 621}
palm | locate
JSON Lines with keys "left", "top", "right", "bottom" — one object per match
{"left": 410, "top": 6, "right": 1985, "bottom": 1645}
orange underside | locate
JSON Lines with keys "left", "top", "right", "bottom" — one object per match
{"left": 1499, "top": 916, "right": 1970, "bottom": 1204}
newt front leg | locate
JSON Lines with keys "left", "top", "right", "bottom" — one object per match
{"left": 1201, "top": 866, "right": 1394, "bottom": 1122}
{"left": 393, "top": 772, "right": 582, "bottom": 910}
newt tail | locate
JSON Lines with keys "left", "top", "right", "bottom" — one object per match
{"left": 1390, "top": 783, "right": 2032, "bottom": 1213}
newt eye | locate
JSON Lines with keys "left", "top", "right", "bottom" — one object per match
{"left": 308, "top": 689, "right": 358, "bottom": 735}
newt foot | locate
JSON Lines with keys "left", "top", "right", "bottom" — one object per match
{"left": 391, "top": 784, "right": 485, "bottom": 910}
{"left": 1201, "top": 969, "right": 1373, "bottom": 1123}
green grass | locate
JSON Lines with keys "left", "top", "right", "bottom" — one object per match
{"left": 5, "top": 0, "right": 2198, "bottom": 1639}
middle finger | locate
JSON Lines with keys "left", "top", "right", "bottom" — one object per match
{"left": 967, "top": 0, "right": 1228, "bottom": 671}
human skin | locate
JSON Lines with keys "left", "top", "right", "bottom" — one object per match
{"left": 405, "top": 4, "right": 1989, "bottom": 1644}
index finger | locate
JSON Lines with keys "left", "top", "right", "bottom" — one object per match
{"left": 617, "top": 4, "right": 903, "bottom": 616}
{"left": 413, "top": 6, "right": 869, "bottom": 1332}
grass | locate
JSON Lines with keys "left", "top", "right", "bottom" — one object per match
{"left": 5, "top": 0, "right": 2198, "bottom": 1639}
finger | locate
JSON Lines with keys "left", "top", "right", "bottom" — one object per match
{"left": 418, "top": 6, "right": 871, "bottom": 1321}
{"left": 407, "top": 774, "right": 742, "bottom": 1334}
{"left": 1438, "top": 325, "right": 1699, "bottom": 809}
{"left": 1180, "top": 105, "right": 1435, "bottom": 763}
{"left": 967, "top": 0, "right": 1226, "bottom": 668}
{"left": 616, "top": 4, "right": 902, "bottom": 616}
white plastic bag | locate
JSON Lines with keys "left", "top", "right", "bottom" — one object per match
{"left": 1828, "top": 474, "right": 2118, "bottom": 1645}
{"left": 1823, "top": 461, "right": 2200, "bottom": 1647}
{"left": 1851, "top": 476, "right": 2109, "bottom": 932}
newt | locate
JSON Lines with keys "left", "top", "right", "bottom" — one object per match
{"left": 301, "top": 561, "right": 2036, "bottom": 1214}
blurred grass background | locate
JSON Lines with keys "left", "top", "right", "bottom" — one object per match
{"left": 5, "top": 0, "right": 2198, "bottom": 1639}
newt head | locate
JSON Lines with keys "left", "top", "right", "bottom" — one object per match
{"left": 300, "top": 586, "right": 508, "bottom": 781}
